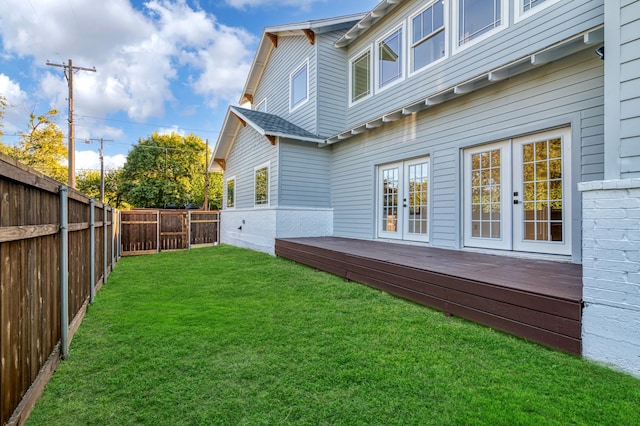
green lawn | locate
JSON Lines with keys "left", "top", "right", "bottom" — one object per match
{"left": 28, "top": 245, "right": 640, "bottom": 425}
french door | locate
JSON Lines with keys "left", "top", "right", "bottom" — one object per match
{"left": 378, "top": 157, "right": 430, "bottom": 242}
{"left": 463, "top": 128, "right": 572, "bottom": 255}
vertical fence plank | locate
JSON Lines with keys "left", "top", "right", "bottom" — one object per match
{"left": 1, "top": 152, "right": 113, "bottom": 424}
{"left": 59, "top": 186, "right": 69, "bottom": 360}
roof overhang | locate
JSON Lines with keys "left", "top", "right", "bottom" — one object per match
{"left": 240, "top": 13, "right": 366, "bottom": 106}
{"left": 335, "top": 0, "right": 406, "bottom": 48}
{"left": 327, "top": 25, "right": 604, "bottom": 144}
{"left": 209, "top": 106, "right": 327, "bottom": 172}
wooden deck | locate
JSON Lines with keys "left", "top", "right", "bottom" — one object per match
{"left": 275, "top": 237, "right": 583, "bottom": 354}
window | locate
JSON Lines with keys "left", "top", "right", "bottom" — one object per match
{"left": 457, "top": 0, "right": 506, "bottom": 48}
{"left": 411, "top": 1, "right": 446, "bottom": 73}
{"left": 290, "top": 60, "right": 308, "bottom": 111}
{"left": 377, "top": 26, "right": 403, "bottom": 89}
{"left": 226, "top": 177, "right": 235, "bottom": 209}
{"left": 514, "top": 0, "right": 561, "bottom": 22}
{"left": 255, "top": 99, "right": 266, "bottom": 112}
{"left": 350, "top": 48, "right": 372, "bottom": 104}
{"left": 522, "top": 0, "right": 547, "bottom": 12}
{"left": 254, "top": 164, "right": 269, "bottom": 206}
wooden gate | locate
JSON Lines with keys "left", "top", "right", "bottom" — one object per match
{"left": 120, "top": 209, "right": 219, "bottom": 256}
{"left": 160, "top": 211, "right": 188, "bottom": 251}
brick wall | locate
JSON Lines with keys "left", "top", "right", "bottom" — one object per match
{"left": 578, "top": 178, "right": 640, "bottom": 377}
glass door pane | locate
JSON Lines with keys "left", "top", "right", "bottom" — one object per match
{"left": 379, "top": 164, "right": 401, "bottom": 238}
{"left": 513, "top": 128, "right": 571, "bottom": 255}
{"left": 404, "top": 159, "right": 430, "bottom": 241}
{"left": 463, "top": 141, "right": 511, "bottom": 250}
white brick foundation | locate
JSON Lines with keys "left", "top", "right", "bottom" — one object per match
{"left": 220, "top": 207, "right": 333, "bottom": 255}
{"left": 578, "top": 178, "right": 640, "bottom": 378}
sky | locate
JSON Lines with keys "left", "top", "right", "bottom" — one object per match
{"left": 0, "top": 0, "right": 377, "bottom": 174}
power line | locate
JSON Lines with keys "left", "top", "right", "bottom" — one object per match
{"left": 76, "top": 115, "right": 221, "bottom": 135}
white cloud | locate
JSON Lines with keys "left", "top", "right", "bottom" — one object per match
{"left": 225, "top": 0, "right": 320, "bottom": 10}
{"left": 76, "top": 150, "right": 127, "bottom": 172}
{"left": 0, "top": 0, "right": 255, "bottom": 123}
{"left": 0, "top": 73, "right": 30, "bottom": 134}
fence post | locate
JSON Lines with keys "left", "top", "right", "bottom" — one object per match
{"left": 111, "top": 207, "right": 115, "bottom": 271}
{"left": 89, "top": 199, "right": 95, "bottom": 304}
{"left": 119, "top": 210, "right": 122, "bottom": 259}
{"left": 103, "top": 204, "right": 108, "bottom": 284}
{"left": 188, "top": 211, "right": 192, "bottom": 250}
{"left": 156, "top": 210, "right": 160, "bottom": 253}
{"left": 59, "top": 186, "right": 70, "bottom": 360}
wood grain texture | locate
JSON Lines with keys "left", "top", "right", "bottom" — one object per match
{"left": 276, "top": 237, "right": 582, "bottom": 354}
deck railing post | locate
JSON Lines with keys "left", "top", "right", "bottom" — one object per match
{"left": 103, "top": 204, "right": 108, "bottom": 284}
{"left": 59, "top": 185, "right": 70, "bottom": 360}
{"left": 89, "top": 199, "right": 95, "bottom": 304}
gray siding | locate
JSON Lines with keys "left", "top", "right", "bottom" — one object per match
{"left": 278, "top": 140, "right": 332, "bottom": 207}
{"left": 253, "top": 35, "right": 317, "bottom": 134}
{"left": 619, "top": 0, "right": 640, "bottom": 178}
{"left": 224, "top": 125, "right": 279, "bottom": 209}
{"left": 331, "top": 49, "right": 603, "bottom": 253}
{"left": 342, "top": 0, "right": 604, "bottom": 129}
{"left": 316, "top": 30, "right": 350, "bottom": 137}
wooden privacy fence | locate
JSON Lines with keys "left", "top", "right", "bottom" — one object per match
{"left": 0, "top": 153, "right": 118, "bottom": 425}
{"left": 120, "top": 209, "right": 219, "bottom": 256}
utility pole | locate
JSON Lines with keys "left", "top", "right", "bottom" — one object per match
{"left": 203, "top": 139, "right": 210, "bottom": 211}
{"left": 47, "top": 59, "right": 96, "bottom": 188}
{"left": 85, "top": 138, "right": 113, "bottom": 202}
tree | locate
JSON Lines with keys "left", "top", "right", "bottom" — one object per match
{"left": 120, "top": 132, "right": 220, "bottom": 209}
{"left": 0, "top": 109, "right": 68, "bottom": 182}
{"left": 76, "top": 168, "right": 131, "bottom": 210}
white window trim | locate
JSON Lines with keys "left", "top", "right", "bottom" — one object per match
{"left": 289, "top": 59, "right": 309, "bottom": 112}
{"left": 453, "top": 0, "right": 508, "bottom": 54}
{"left": 514, "top": 0, "right": 562, "bottom": 24}
{"left": 255, "top": 98, "right": 267, "bottom": 112}
{"left": 375, "top": 23, "right": 406, "bottom": 93}
{"left": 348, "top": 46, "right": 373, "bottom": 107}
{"left": 225, "top": 176, "right": 236, "bottom": 210}
{"left": 409, "top": 0, "right": 449, "bottom": 77}
{"left": 253, "top": 162, "right": 270, "bottom": 208}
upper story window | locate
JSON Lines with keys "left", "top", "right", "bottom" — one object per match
{"left": 226, "top": 177, "right": 235, "bottom": 209}
{"left": 377, "top": 26, "right": 404, "bottom": 89}
{"left": 350, "top": 48, "right": 372, "bottom": 104}
{"left": 290, "top": 60, "right": 309, "bottom": 111}
{"left": 411, "top": 0, "right": 446, "bottom": 73}
{"left": 255, "top": 99, "right": 266, "bottom": 112}
{"left": 457, "top": 0, "right": 507, "bottom": 49}
{"left": 515, "top": 0, "right": 561, "bottom": 23}
{"left": 254, "top": 163, "right": 269, "bottom": 207}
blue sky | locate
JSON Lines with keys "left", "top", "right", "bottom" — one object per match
{"left": 0, "top": 0, "right": 377, "bottom": 173}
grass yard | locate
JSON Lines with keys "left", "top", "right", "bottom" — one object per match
{"left": 28, "top": 245, "right": 640, "bottom": 425}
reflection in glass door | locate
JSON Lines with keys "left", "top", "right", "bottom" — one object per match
{"left": 378, "top": 158, "right": 430, "bottom": 242}
{"left": 513, "top": 128, "right": 571, "bottom": 254}
{"left": 464, "top": 127, "right": 571, "bottom": 255}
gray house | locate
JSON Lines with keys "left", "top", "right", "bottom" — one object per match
{"left": 211, "top": 0, "right": 640, "bottom": 377}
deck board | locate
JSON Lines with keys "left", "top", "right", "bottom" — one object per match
{"left": 275, "top": 237, "right": 582, "bottom": 354}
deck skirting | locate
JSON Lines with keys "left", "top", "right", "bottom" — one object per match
{"left": 275, "top": 237, "right": 582, "bottom": 354}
